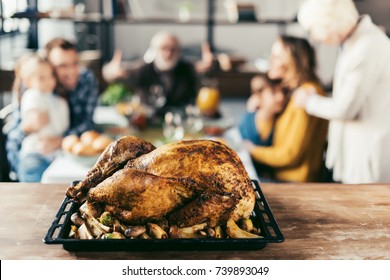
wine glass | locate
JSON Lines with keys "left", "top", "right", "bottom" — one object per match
{"left": 149, "top": 84, "right": 167, "bottom": 109}
{"left": 163, "top": 112, "right": 184, "bottom": 142}
{"left": 184, "top": 105, "right": 203, "bottom": 137}
{"left": 173, "top": 113, "right": 185, "bottom": 140}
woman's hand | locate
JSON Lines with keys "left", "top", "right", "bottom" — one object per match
{"left": 294, "top": 85, "right": 316, "bottom": 108}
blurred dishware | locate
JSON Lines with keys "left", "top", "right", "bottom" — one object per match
{"left": 63, "top": 151, "right": 100, "bottom": 168}
{"left": 149, "top": 84, "right": 167, "bottom": 109}
{"left": 163, "top": 112, "right": 185, "bottom": 142}
{"left": 184, "top": 105, "right": 204, "bottom": 136}
{"left": 202, "top": 117, "right": 235, "bottom": 136}
{"left": 62, "top": 131, "right": 113, "bottom": 158}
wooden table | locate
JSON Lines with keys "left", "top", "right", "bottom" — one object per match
{"left": 0, "top": 182, "right": 388, "bottom": 260}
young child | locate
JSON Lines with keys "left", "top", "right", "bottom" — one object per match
{"left": 18, "top": 54, "right": 69, "bottom": 181}
{"left": 239, "top": 74, "right": 286, "bottom": 146}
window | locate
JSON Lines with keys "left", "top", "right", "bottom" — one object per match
{"left": 0, "top": 0, "right": 30, "bottom": 34}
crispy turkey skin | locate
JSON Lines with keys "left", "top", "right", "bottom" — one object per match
{"left": 66, "top": 136, "right": 155, "bottom": 202}
{"left": 88, "top": 168, "right": 198, "bottom": 224}
{"left": 66, "top": 137, "right": 255, "bottom": 227}
{"left": 126, "top": 139, "right": 256, "bottom": 222}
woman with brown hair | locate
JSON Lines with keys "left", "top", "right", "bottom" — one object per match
{"left": 244, "top": 35, "right": 328, "bottom": 182}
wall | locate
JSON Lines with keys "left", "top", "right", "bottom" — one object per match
{"left": 111, "top": 0, "right": 337, "bottom": 85}
{"left": 355, "top": 0, "right": 390, "bottom": 32}
{"left": 113, "top": 0, "right": 304, "bottom": 60}
{"left": 109, "top": 0, "right": 390, "bottom": 87}
{"left": 37, "top": 0, "right": 76, "bottom": 47}
{"left": 6, "top": 0, "right": 388, "bottom": 88}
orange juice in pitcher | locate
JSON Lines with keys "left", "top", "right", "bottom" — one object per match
{"left": 196, "top": 79, "right": 220, "bottom": 117}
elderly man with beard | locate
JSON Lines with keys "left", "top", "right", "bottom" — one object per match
{"left": 103, "top": 31, "right": 213, "bottom": 115}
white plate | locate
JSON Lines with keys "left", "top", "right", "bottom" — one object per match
{"left": 63, "top": 151, "right": 101, "bottom": 168}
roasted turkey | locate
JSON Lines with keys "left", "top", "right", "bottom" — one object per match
{"left": 66, "top": 136, "right": 255, "bottom": 227}
{"left": 66, "top": 135, "right": 156, "bottom": 202}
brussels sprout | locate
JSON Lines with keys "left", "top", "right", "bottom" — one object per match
{"left": 101, "top": 232, "right": 126, "bottom": 239}
{"left": 99, "top": 211, "right": 114, "bottom": 227}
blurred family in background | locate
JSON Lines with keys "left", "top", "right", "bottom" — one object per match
{"left": 241, "top": 35, "right": 328, "bottom": 183}
{"left": 6, "top": 38, "right": 99, "bottom": 182}
{"left": 17, "top": 54, "right": 69, "bottom": 182}
{"left": 240, "top": 0, "right": 390, "bottom": 184}
{"left": 3, "top": 0, "right": 390, "bottom": 184}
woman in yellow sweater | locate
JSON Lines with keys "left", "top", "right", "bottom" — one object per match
{"left": 244, "top": 36, "right": 328, "bottom": 182}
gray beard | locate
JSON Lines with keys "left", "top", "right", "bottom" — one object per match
{"left": 154, "top": 56, "right": 179, "bottom": 71}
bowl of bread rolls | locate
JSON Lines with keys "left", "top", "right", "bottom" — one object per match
{"left": 62, "top": 130, "right": 113, "bottom": 167}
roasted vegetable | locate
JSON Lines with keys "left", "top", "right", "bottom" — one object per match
{"left": 101, "top": 232, "right": 126, "bottom": 239}
{"left": 70, "top": 212, "right": 85, "bottom": 227}
{"left": 226, "top": 219, "right": 262, "bottom": 239}
{"left": 169, "top": 223, "right": 207, "bottom": 238}
{"left": 79, "top": 201, "right": 103, "bottom": 219}
{"left": 112, "top": 217, "right": 127, "bottom": 233}
{"left": 240, "top": 218, "right": 254, "bottom": 232}
{"left": 85, "top": 216, "right": 111, "bottom": 238}
{"left": 157, "top": 219, "right": 170, "bottom": 231}
{"left": 70, "top": 200, "right": 263, "bottom": 240}
{"left": 99, "top": 211, "right": 114, "bottom": 227}
{"left": 77, "top": 223, "right": 94, "bottom": 240}
{"left": 124, "top": 226, "right": 146, "bottom": 238}
{"left": 68, "top": 225, "right": 78, "bottom": 239}
{"left": 207, "top": 227, "right": 216, "bottom": 238}
{"left": 139, "top": 232, "right": 152, "bottom": 239}
{"left": 214, "top": 226, "right": 224, "bottom": 238}
{"left": 79, "top": 203, "right": 110, "bottom": 237}
{"left": 148, "top": 223, "right": 168, "bottom": 239}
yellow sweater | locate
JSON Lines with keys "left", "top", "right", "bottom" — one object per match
{"left": 250, "top": 83, "right": 328, "bottom": 182}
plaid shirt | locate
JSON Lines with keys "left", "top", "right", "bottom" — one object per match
{"left": 6, "top": 69, "right": 99, "bottom": 173}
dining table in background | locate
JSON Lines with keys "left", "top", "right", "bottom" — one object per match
{"left": 40, "top": 126, "right": 259, "bottom": 184}
{"left": 0, "top": 182, "right": 388, "bottom": 260}
{"left": 41, "top": 99, "right": 259, "bottom": 183}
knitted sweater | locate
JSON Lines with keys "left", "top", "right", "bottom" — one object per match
{"left": 250, "top": 82, "right": 328, "bottom": 182}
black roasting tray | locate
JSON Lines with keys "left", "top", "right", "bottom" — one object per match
{"left": 43, "top": 180, "right": 284, "bottom": 251}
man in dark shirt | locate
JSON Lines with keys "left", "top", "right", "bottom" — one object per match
{"left": 103, "top": 31, "right": 213, "bottom": 115}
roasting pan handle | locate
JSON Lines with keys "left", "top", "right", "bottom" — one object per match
{"left": 252, "top": 180, "right": 284, "bottom": 243}
{"left": 43, "top": 197, "right": 75, "bottom": 244}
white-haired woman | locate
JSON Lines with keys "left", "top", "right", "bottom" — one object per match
{"left": 295, "top": 0, "right": 390, "bottom": 183}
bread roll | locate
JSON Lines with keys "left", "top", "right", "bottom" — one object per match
{"left": 62, "top": 135, "right": 79, "bottom": 152}
{"left": 71, "top": 142, "right": 96, "bottom": 156}
{"left": 92, "top": 135, "right": 113, "bottom": 152}
{"left": 80, "top": 130, "right": 100, "bottom": 145}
